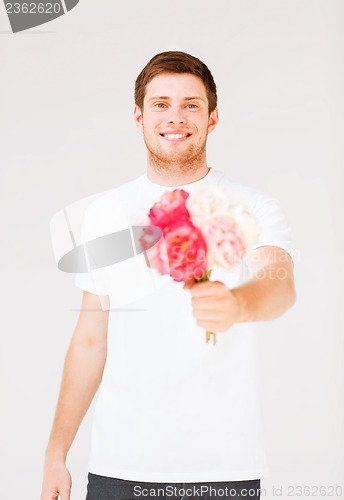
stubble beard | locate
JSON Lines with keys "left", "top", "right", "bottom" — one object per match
{"left": 144, "top": 134, "right": 208, "bottom": 177}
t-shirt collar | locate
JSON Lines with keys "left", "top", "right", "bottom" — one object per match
{"left": 141, "top": 167, "right": 217, "bottom": 192}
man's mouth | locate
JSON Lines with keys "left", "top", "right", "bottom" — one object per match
{"left": 160, "top": 132, "right": 191, "bottom": 142}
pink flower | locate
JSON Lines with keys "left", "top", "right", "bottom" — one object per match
{"left": 202, "top": 215, "right": 247, "bottom": 269}
{"left": 140, "top": 220, "right": 208, "bottom": 282}
{"left": 138, "top": 186, "right": 261, "bottom": 346}
{"left": 139, "top": 225, "right": 170, "bottom": 275}
{"left": 148, "top": 189, "right": 190, "bottom": 228}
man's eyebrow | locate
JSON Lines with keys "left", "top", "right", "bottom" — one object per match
{"left": 148, "top": 96, "right": 206, "bottom": 102}
{"left": 184, "top": 96, "right": 206, "bottom": 102}
{"left": 148, "top": 96, "right": 169, "bottom": 101}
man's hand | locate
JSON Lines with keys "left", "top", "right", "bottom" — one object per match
{"left": 183, "top": 246, "right": 296, "bottom": 336}
{"left": 183, "top": 280, "right": 244, "bottom": 332}
{"left": 40, "top": 461, "right": 72, "bottom": 500}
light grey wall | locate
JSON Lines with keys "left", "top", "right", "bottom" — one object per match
{"left": 1, "top": 1, "right": 343, "bottom": 499}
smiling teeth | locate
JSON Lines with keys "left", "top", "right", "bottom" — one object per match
{"left": 164, "top": 134, "right": 187, "bottom": 139}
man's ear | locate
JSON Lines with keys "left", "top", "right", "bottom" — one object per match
{"left": 207, "top": 107, "right": 219, "bottom": 135}
{"left": 134, "top": 105, "right": 144, "bottom": 133}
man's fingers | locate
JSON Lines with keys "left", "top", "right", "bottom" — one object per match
{"left": 196, "top": 319, "right": 220, "bottom": 330}
{"left": 40, "top": 490, "right": 58, "bottom": 500}
{"left": 60, "top": 490, "right": 71, "bottom": 500}
{"left": 192, "top": 297, "right": 223, "bottom": 312}
{"left": 188, "top": 280, "right": 226, "bottom": 297}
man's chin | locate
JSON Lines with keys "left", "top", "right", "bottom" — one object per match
{"left": 148, "top": 147, "right": 202, "bottom": 166}
{"left": 150, "top": 155, "right": 195, "bottom": 169}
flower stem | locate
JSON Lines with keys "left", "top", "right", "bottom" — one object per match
{"left": 196, "top": 269, "right": 217, "bottom": 346}
{"left": 206, "top": 331, "right": 217, "bottom": 345}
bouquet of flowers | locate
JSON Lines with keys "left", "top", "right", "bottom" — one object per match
{"left": 139, "top": 186, "right": 260, "bottom": 345}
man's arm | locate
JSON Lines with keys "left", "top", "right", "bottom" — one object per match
{"left": 184, "top": 246, "right": 296, "bottom": 332}
{"left": 233, "top": 245, "right": 296, "bottom": 323}
{"left": 40, "top": 291, "right": 109, "bottom": 500}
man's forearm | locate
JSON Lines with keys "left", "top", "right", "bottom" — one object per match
{"left": 44, "top": 335, "right": 107, "bottom": 464}
{"left": 232, "top": 259, "right": 296, "bottom": 323}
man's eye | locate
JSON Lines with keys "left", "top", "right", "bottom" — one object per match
{"left": 186, "top": 104, "right": 198, "bottom": 109}
{"left": 154, "top": 103, "right": 167, "bottom": 108}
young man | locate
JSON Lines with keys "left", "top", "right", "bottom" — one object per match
{"left": 41, "top": 51, "right": 296, "bottom": 500}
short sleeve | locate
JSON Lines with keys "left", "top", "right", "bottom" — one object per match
{"left": 251, "top": 193, "right": 293, "bottom": 260}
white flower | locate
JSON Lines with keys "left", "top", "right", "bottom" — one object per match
{"left": 187, "top": 186, "right": 260, "bottom": 261}
{"left": 186, "top": 186, "right": 227, "bottom": 224}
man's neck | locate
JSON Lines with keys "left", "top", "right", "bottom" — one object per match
{"left": 146, "top": 156, "right": 211, "bottom": 187}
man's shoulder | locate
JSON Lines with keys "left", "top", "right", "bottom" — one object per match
{"left": 213, "top": 169, "right": 272, "bottom": 209}
{"left": 84, "top": 174, "right": 143, "bottom": 215}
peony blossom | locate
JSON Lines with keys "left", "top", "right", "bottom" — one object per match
{"left": 148, "top": 189, "right": 190, "bottom": 228}
{"left": 201, "top": 215, "right": 246, "bottom": 269}
{"left": 185, "top": 186, "right": 226, "bottom": 224}
{"left": 140, "top": 220, "right": 208, "bottom": 282}
{"left": 139, "top": 184, "right": 260, "bottom": 345}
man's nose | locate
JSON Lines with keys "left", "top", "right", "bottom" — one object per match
{"left": 167, "top": 106, "right": 186, "bottom": 124}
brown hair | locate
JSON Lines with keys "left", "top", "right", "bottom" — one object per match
{"left": 135, "top": 51, "right": 217, "bottom": 114}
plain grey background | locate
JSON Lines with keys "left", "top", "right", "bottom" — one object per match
{"left": 1, "top": 1, "right": 343, "bottom": 499}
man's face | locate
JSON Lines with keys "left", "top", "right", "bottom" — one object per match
{"left": 134, "top": 72, "right": 218, "bottom": 169}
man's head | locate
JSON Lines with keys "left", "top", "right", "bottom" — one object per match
{"left": 134, "top": 51, "right": 219, "bottom": 175}
{"left": 135, "top": 51, "right": 217, "bottom": 115}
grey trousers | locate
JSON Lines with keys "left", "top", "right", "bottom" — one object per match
{"left": 85, "top": 473, "right": 261, "bottom": 500}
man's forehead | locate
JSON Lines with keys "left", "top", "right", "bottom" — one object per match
{"left": 145, "top": 73, "right": 207, "bottom": 99}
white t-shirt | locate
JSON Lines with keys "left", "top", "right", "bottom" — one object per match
{"left": 74, "top": 167, "right": 293, "bottom": 482}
